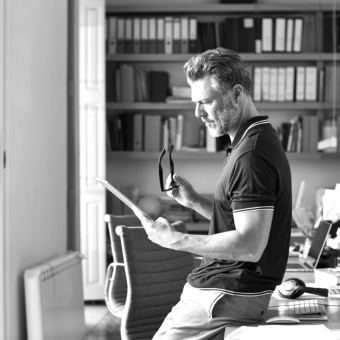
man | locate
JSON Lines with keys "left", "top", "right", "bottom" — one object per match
{"left": 133, "top": 47, "right": 292, "bottom": 340}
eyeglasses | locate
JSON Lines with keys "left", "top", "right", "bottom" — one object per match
{"left": 158, "top": 144, "right": 181, "bottom": 192}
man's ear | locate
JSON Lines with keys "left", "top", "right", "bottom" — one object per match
{"left": 232, "top": 84, "right": 243, "bottom": 102}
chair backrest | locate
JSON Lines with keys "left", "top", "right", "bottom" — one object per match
{"left": 104, "top": 214, "right": 140, "bottom": 318}
{"left": 116, "top": 223, "right": 196, "bottom": 340}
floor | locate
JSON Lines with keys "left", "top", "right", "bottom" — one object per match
{"left": 82, "top": 302, "right": 122, "bottom": 340}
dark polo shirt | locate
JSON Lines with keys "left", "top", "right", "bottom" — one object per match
{"left": 188, "top": 115, "right": 292, "bottom": 296}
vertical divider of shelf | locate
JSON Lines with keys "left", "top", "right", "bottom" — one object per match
{"left": 315, "top": 10, "right": 324, "bottom": 148}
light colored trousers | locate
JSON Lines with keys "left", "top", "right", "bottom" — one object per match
{"left": 153, "top": 282, "right": 271, "bottom": 340}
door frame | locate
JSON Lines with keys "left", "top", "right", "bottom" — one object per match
{"left": 0, "top": 0, "right": 7, "bottom": 338}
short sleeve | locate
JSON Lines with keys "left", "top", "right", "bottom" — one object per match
{"left": 229, "top": 151, "right": 276, "bottom": 213}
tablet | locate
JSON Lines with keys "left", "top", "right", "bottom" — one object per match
{"left": 96, "top": 178, "right": 152, "bottom": 220}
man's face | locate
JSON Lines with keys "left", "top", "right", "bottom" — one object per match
{"left": 189, "top": 76, "right": 238, "bottom": 137}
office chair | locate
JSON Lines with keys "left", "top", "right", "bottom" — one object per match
{"left": 105, "top": 214, "right": 196, "bottom": 340}
{"left": 104, "top": 214, "right": 140, "bottom": 318}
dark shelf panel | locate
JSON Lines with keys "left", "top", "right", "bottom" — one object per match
{"left": 106, "top": 102, "right": 340, "bottom": 111}
{"left": 106, "top": 53, "right": 340, "bottom": 63}
{"left": 107, "top": 151, "right": 340, "bottom": 161}
{"left": 106, "top": 4, "right": 325, "bottom": 14}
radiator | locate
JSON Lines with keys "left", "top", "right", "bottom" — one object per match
{"left": 24, "top": 251, "right": 86, "bottom": 340}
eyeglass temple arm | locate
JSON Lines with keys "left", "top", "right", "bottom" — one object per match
{"left": 169, "top": 145, "right": 175, "bottom": 184}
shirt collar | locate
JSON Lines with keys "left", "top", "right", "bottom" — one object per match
{"left": 228, "top": 115, "right": 269, "bottom": 150}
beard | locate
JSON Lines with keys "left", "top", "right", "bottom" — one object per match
{"left": 207, "top": 97, "right": 238, "bottom": 137}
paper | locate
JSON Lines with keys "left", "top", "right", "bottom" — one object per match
{"left": 225, "top": 324, "right": 334, "bottom": 340}
{"left": 322, "top": 184, "right": 340, "bottom": 223}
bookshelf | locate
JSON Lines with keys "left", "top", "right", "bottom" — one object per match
{"left": 105, "top": 1, "right": 340, "bottom": 208}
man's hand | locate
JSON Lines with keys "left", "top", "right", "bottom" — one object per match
{"left": 165, "top": 173, "right": 198, "bottom": 209}
{"left": 132, "top": 208, "right": 186, "bottom": 249}
{"left": 166, "top": 173, "right": 213, "bottom": 220}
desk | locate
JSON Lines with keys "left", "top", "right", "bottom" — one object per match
{"left": 224, "top": 271, "right": 340, "bottom": 337}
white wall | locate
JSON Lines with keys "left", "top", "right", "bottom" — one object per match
{"left": 2, "top": 0, "right": 68, "bottom": 339}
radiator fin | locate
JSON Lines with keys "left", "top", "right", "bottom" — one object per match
{"left": 24, "top": 251, "right": 86, "bottom": 340}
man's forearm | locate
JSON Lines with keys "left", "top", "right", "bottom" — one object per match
{"left": 170, "top": 230, "right": 260, "bottom": 262}
{"left": 190, "top": 195, "right": 213, "bottom": 220}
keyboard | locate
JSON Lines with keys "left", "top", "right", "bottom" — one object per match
{"left": 288, "top": 299, "right": 327, "bottom": 320}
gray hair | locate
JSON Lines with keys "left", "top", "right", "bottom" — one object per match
{"left": 183, "top": 47, "right": 252, "bottom": 96}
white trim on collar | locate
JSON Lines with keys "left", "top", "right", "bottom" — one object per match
{"left": 234, "top": 119, "right": 270, "bottom": 149}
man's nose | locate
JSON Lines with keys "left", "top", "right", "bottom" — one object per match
{"left": 195, "top": 103, "right": 203, "bottom": 118}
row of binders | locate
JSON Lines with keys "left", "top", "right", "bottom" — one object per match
{"left": 106, "top": 16, "right": 304, "bottom": 55}
{"left": 252, "top": 66, "right": 318, "bottom": 102}
{"left": 277, "top": 115, "right": 319, "bottom": 153}
{"left": 107, "top": 113, "right": 184, "bottom": 152}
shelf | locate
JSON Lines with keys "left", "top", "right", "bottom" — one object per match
{"left": 107, "top": 53, "right": 340, "bottom": 63}
{"left": 107, "top": 151, "right": 340, "bottom": 161}
{"left": 107, "top": 102, "right": 340, "bottom": 111}
{"left": 106, "top": 4, "right": 325, "bottom": 14}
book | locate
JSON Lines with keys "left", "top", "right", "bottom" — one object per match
{"left": 189, "top": 17, "right": 198, "bottom": 53}
{"left": 305, "top": 66, "right": 317, "bottom": 101}
{"left": 253, "top": 67, "right": 262, "bottom": 101}
{"left": 124, "top": 18, "right": 133, "bottom": 53}
{"left": 172, "top": 17, "right": 181, "bottom": 53}
{"left": 239, "top": 17, "right": 256, "bottom": 53}
{"left": 141, "top": 18, "right": 148, "bottom": 53}
{"left": 225, "top": 17, "right": 240, "bottom": 52}
{"left": 314, "top": 268, "right": 340, "bottom": 286}
{"left": 181, "top": 17, "right": 189, "bottom": 53}
{"left": 286, "top": 18, "right": 294, "bottom": 52}
{"left": 323, "top": 14, "right": 340, "bottom": 52}
{"left": 117, "top": 18, "right": 125, "bottom": 54}
{"left": 262, "top": 67, "right": 270, "bottom": 101}
{"left": 293, "top": 17, "right": 304, "bottom": 52}
{"left": 106, "top": 62, "right": 117, "bottom": 102}
{"left": 198, "top": 22, "right": 216, "bottom": 52}
{"left": 301, "top": 115, "right": 311, "bottom": 152}
{"left": 115, "top": 67, "right": 121, "bottom": 102}
{"left": 175, "top": 114, "right": 184, "bottom": 151}
{"left": 156, "top": 18, "right": 165, "bottom": 53}
{"left": 149, "top": 71, "right": 169, "bottom": 102}
{"left": 133, "top": 113, "right": 143, "bottom": 151}
{"left": 275, "top": 18, "right": 286, "bottom": 52}
{"left": 285, "top": 67, "right": 295, "bottom": 102}
{"left": 277, "top": 67, "right": 286, "bottom": 102}
{"left": 309, "top": 115, "right": 319, "bottom": 152}
{"left": 107, "top": 118, "right": 116, "bottom": 150}
{"left": 120, "top": 64, "right": 135, "bottom": 103}
{"left": 169, "top": 117, "right": 177, "bottom": 146}
{"left": 148, "top": 18, "right": 156, "bottom": 53}
{"left": 114, "top": 116, "right": 124, "bottom": 150}
{"left": 269, "top": 67, "right": 278, "bottom": 101}
{"left": 262, "top": 18, "right": 273, "bottom": 52}
{"left": 165, "top": 17, "right": 173, "bottom": 54}
{"left": 255, "top": 17, "right": 262, "bottom": 53}
{"left": 133, "top": 17, "right": 141, "bottom": 54}
{"left": 318, "top": 68, "right": 324, "bottom": 102}
{"left": 119, "top": 113, "right": 134, "bottom": 151}
{"left": 108, "top": 17, "right": 117, "bottom": 54}
{"left": 162, "top": 118, "right": 170, "bottom": 150}
{"left": 143, "top": 115, "right": 162, "bottom": 151}
{"left": 295, "top": 66, "right": 305, "bottom": 101}
{"left": 324, "top": 65, "right": 340, "bottom": 103}
{"left": 106, "top": 118, "right": 112, "bottom": 151}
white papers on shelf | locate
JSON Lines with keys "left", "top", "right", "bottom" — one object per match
{"left": 225, "top": 325, "right": 337, "bottom": 340}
